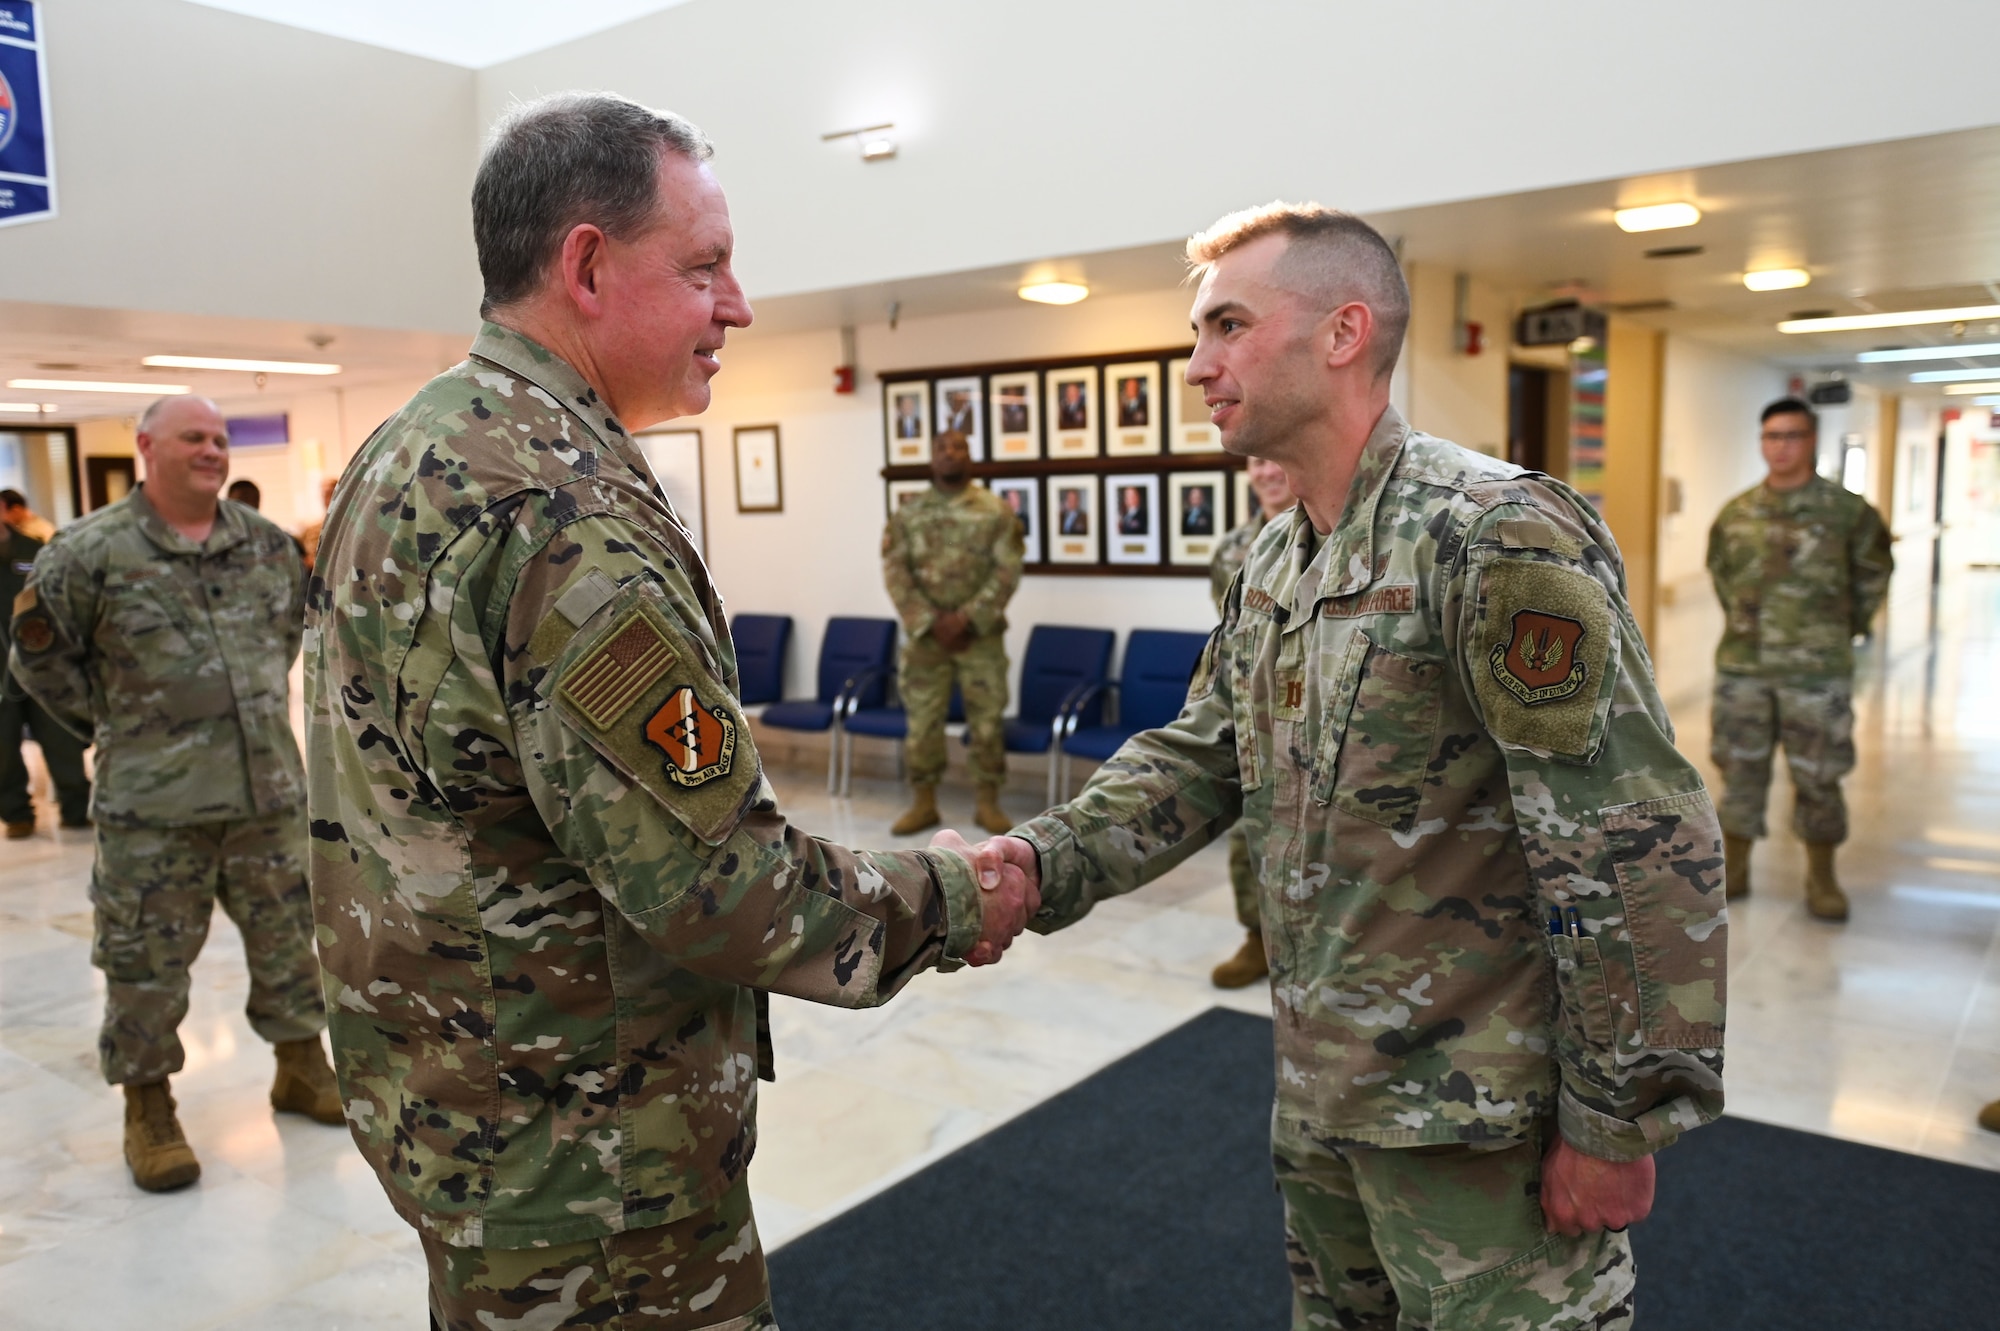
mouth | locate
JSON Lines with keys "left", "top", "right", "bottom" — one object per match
{"left": 1205, "top": 396, "right": 1238, "bottom": 425}
{"left": 693, "top": 344, "right": 722, "bottom": 375}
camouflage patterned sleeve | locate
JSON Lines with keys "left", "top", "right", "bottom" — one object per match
{"left": 959, "top": 508, "right": 1024, "bottom": 638}
{"left": 1848, "top": 498, "right": 1894, "bottom": 635}
{"left": 498, "top": 514, "right": 985, "bottom": 1004}
{"left": 280, "top": 532, "right": 308, "bottom": 668}
{"left": 1454, "top": 506, "right": 1727, "bottom": 1162}
{"left": 6, "top": 540, "right": 97, "bottom": 738}
{"left": 880, "top": 510, "right": 935, "bottom": 641}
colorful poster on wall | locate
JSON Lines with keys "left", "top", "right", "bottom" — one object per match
{"left": 0, "top": 1, "right": 52, "bottom": 228}
{"left": 1569, "top": 339, "right": 1606, "bottom": 507}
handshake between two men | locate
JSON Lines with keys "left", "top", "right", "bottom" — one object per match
{"left": 930, "top": 827, "right": 1040, "bottom": 967}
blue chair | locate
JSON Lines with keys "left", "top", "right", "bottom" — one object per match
{"left": 1056, "top": 629, "right": 1211, "bottom": 800}
{"left": 730, "top": 614, "right": 792, "bottom": 706}
{"left": 840, "top": 685, "right": 965, "bottom": 797}
{"left": 959, "top": 625, "right": 1114, "bottom": 803}
{"left": 760, "top": 617, "right": 898, "bottom": 792}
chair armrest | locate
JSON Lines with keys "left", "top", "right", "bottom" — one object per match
{"left": 1056, "top": 679, "right": 1117, "bottom": 742}
{"left": 836, "top": 665, "right": 893, "bottom": 721}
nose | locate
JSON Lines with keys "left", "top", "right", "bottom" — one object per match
{"left": 1185, "top": 336, "right": 1218, "bottom": 386}
{"left": 718, "top": 270, "right": 753, "bottom": 331}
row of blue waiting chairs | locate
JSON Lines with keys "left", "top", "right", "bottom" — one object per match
{"left": 729, "top": 615, "right": 1210, "bottom": 803}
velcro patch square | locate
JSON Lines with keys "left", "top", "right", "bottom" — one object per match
{"left": 561, "top": 611, "right": 676, "bottom": 729}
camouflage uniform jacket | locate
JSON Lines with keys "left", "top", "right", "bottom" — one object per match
{"left": 9, "top": 487, "right": 305, "bottom": 827}
{"left": 1706, "top": 475, "right": 1892, "bottom": 679}
{"left": 1016, "top": 407, "right": 1727, "bottom": 1162}
{"left": 305, "top": 322, "right": 986, "bottom": 1250}
{"left": 881, "top": 485, "right": 1023, "bottom": 641}
{"left": 1210, "top": 507, "right": 1272, "bottom": 613}
{"left": 2, "top": 521, "right": 43, "bottom": 661}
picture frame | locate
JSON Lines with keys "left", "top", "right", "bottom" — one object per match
{"left": 1104, "top": 361, "right": 1162, "bottom": 456}
{"left": 633, "top": 427, "right": 706, "bottom": 556}
{"left": 886, "top": 478, "right": 931, "bottom": 514}
{"left": 1168, "top": 471, "right": 1226, "bottom": 567}
{"left": 733, "top": 424, "right": 783, "bottom": 513}
{"left": 934, "top": 375, "right": 986, "bottom": 461}
{"left": 989, "top": 476, "right": 1041, "bottom": 563}
{"left": 1167, "top": 357, "right": 1223, "bottom": 453}
{"left": 989, "top": 370, "right": 1040, "bottom": 460}
{"left": 884, "top": 381, "right": 931, "bottom": 465}
{"left": 1045, "top": 366, "right": 1099, "bottom": 458}
{"left": 1232, "top": 467, "right": 1254, "bottom": 530}
{"left": 1104, "top": 472, "right": 1162, "bottom": 565}
{"left": 1046, "top": 475, "right": 1098, "bottom": 564}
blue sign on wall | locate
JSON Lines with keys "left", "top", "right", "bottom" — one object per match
{"left": 0, "top": 0, "right": 53, "bottom": 228}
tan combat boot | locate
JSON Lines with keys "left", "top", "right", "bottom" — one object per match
{"left": 890, "top": 784, "right": 940, "bottom": 836}
{"left": 1979, "top": 1100, "right": 2000, "bottom": 1135}
{"left": 1724, "top": 834, "right": 1753, "bottom": 900}
{"left": 1211, "top": 931, "right": 1269, "bottom": 989}
{"left": 123, "top": 1080, "right": 201, "bottom": 1192}
{"left": 1803, "top": 841, "right": 1849, "bottom": 922}
{"left": 271, "top": 1037, "right": 346, "bottom": 1125}
{"left": 974, "top": 784, "right": 1013, "bottom": 837}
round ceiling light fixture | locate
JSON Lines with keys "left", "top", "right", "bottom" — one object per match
{"left": 1018, "top": 281, "right": 1089, "bottom": 306}
{"left": 1743, "top": 268, "right": 1811, "bottom": 292}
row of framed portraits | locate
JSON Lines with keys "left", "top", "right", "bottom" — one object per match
{"left": 889, "top": 468, "right": 1253, "bottom": 569}
{"left": 883, "top": 353, "right": 1219, "bottom": 466}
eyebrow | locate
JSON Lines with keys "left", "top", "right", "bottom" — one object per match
{"left": 1192, "top": 299, "right": 1248, "bottom": 330}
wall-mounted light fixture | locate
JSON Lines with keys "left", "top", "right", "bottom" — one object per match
{"left": 1613, "top": 202, "right": 1701, "bottom": 233}
{"left": 822, "top": 122, "right": 897, "bottom": 162}
{"left": 1743, "top": 268, "right": 1811, "bottom": 292}
{"left": 141, "top": 355, "right": 341, "bottom": 375}
{"left": 1018, "top": 281, "right": 1089, "bottom": 306}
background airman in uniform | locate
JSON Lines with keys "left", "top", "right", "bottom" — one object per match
{"left": 2, "top": 514, "right": 91, "bottom": 837}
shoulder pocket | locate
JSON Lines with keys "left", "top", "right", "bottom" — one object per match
{"left": 544, "top": 584, "right": 760, "bottom": 846}
{"left": 1605, "top": 790, "right": 1726, "bottom": 1048}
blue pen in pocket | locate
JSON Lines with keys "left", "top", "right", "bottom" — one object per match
{"left": 1546, "top": 907, "right": 1563, "bottom": 937}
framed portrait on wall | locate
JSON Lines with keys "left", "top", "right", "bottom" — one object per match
{"left": 634, "top": 427, "right": 706, "bottom": 555}
{"left": 989, "top": 476, "right": 1041, "bottom": 563}
{"left": 886, "top": 478, "right": 931, "bottom": 514}
{"left": 934, "top": 375, "right": 985, "bottom": 460}
{"left": 1046, "top": 475, "right": 1098, "bottom": 564}
{"left": 733, "top": 425, "right": 783, "bottom": 513}
{"left": 989, "top": 371, "right": 1039, "bottom": 460}
{"left": 1104, "top": 472, "right": 1162, "bottom": 565}
{"left": 1167, "top": 356, "right": 1223, "bottom": 453}
{"left": 884, "top": 381, "right": 931, "bottom": 465}
{"left": 1104, "top": 362, "right": 1162, "bottom": 456}
{"left": 1232, "top": 467, "right": 1254, "bottom": 530}
{"left": 1045, "top": 366, "right": 1098, "bottom": 458}
{"left": 1168, "top": 470, "right": 1226, "bottom": 566}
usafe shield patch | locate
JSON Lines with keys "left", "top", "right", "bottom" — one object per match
{"left": 1472, "top": 558, "right": 1614, "bottom": 759}
{"left": 561, "top": 611, "right": 674, "bottom": 728}
{"left": 645, "top": 686, "right": 736, "bottom": 786}
{"left": 1491, "top": 608, "right": 1588, "bottom": 705}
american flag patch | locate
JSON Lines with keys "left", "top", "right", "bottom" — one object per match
{"left": 561, "top": 612, "right": 676, "bottom": 729}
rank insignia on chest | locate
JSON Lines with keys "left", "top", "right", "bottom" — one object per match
{"left": 644, "top": 686, "right": 737, "bottom": 786}
{"left": 1490, "top": 609, "right": 1588, "bottom": 706}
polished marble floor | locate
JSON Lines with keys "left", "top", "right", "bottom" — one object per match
{"left": 1, "top": 556, "right": 1996, "bottom": 1329}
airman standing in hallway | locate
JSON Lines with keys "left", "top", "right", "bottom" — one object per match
{"left": 1207, "top": 454, "right": 1294, "bottom": 989}
{"left": 1707, "top": 397, "right": 1893, "bottom": 921}
{"left": 2, "top": 514, "right": 92, "bottom": 837}
{"left": 2, "top": 487, "right": 56, "bottom": 542}
{"left": 882, "top": 427, "right": 1025, "bottom": 836}
{"left": 7, "top": 395, "right": 343, "bottom": 1195}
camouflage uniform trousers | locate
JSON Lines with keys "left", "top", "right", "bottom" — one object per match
{"left": 1274, "top": 1117, "right": 1636, "bottom": 1331}
{"left": 423, "top": 1174, "right": 775, "bottom": 1331}
{"left": 0, "top": 691, "right": 90, "bottom": 826}
{"left": 89, "top": 807, "right": 325, "bottom": 1085}
{"left": 900, "top": 630, "right": 1009, "bottom": 789}
{"left": 1228, "top": 825, "right": 1262, "bottom": 933}
{"left": 1709, "top": 671, "right": 1855, "bottom": 844}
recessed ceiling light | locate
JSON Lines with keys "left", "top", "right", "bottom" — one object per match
{"left": 141, "top": 355, "right": 341, "bottom": 375}
{"left": 1940, "top": 381, "right": 2000, "bottom": 395}
{"left": 1856, "top": 342, "right": 2000, "bottom": 363}
{"left": 7, "top": 378, "right": 190, "bottom": 394}
{"left": 1018, "top": 281, "right": 1089, "bottom": 306}
{"left": 1909, "top": 366, "right": 2000, "bottom": 383}
{"left": 1613, "top": 203, "right": 1701, "bottom": 233}
{"left": 0, "top": 402, "right": 45, "bottom": 412}
{"left": 1970, "top": 395, "right": 2000, "bottom": 406}
{"left": 1743, "top": 268, "right": 1811, "bottom": 292}
{"left": 1779, "top": 304, "right": 2000, "bottom": 333}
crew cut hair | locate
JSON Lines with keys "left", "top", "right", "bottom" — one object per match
{"left": 1760, "top": 396, "right": 1818, "bottom": 428}
{"left": 474, "top": 92, "right": 713, "bottom": 317}
{"left": 1186, "top": 202, "right": 1410, "bottom": 379}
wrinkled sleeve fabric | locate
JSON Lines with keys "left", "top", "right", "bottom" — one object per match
{"left": 469, "top": 513, "right": 983, "bottom": 1006}
{"left": 961, "top": 511, "right": 1024, "bottom": 638}
{"left": 1849, "top": 499, "right": 1894, "bottom": 635}
{"left": 1451, "top": 502, "right": 1727, "bottom": 1162}
{"left": 7, "top": 541, "right": 97, "bottom": 738}
{"left": 880, "top": 510, "right": 935, "bottom": 642}
{"left": 1013, "top": 593, "right": 1243, "bottom": 931}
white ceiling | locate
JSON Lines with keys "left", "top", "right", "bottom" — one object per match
{"left": 178, "top": 0, "right": 698, "bottom": 68}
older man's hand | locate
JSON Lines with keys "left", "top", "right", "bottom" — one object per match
{"left": 1541, "top": 1138, "right": 1656, "bottom": 1237}
{"left": 930, "top": 829, "right": 1040, "bottom": 965}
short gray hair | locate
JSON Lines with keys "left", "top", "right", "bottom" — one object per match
{"left": 1187, "top": 202, "right": 1410, "bottom": 379}
{"left": 474, "top": 92, "right": 713, "bottom": 317}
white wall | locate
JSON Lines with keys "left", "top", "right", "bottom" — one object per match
{"left": 0, "top": 0, "right": 479, "bottom": 332}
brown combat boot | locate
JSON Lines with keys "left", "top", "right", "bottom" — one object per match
{"left": 1724, "top": 834, "right": 1753, "bottom": 900}
{"left": 123, "top": 1080, "right": 200, "bottom": 1192}
{"left": 1211, "top": 930, "right": 1269, "bottom": 989}
{"left": 5, "top": 818, "right": 33, "bottom": 840}
{"left": 1979, "top": 1100, "right": 2000, "bottom": 1135}
{"left": 890, "top": 784, "right": 940, "bottom": 836}
{"left": 271, "top": 1037, "right": 345, "bottom": 1125}
{"left": 1803, "top": 841, "right": 1849, "bottom": 922}
{"left": 974, "top": 784, "right": 1013, "bottom": 837}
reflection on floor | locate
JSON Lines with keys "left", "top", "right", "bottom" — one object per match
{"left": 0, "top": 563, "right": 1994, "bottom": 1328}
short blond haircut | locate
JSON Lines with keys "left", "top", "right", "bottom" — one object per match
{"left": 1187, "top": 201, "right": 1409, "bottom": 378}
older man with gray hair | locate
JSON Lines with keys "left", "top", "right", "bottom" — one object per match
{"left": 305, "top": 92, "right": 1035, "bottom": 1330}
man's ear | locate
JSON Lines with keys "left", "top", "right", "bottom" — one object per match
{"left": 1322, "top": 301, "right": 1376, "bottom": 373}
{"left": 559, "top": 223, "right": 611, "bottom": 318}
